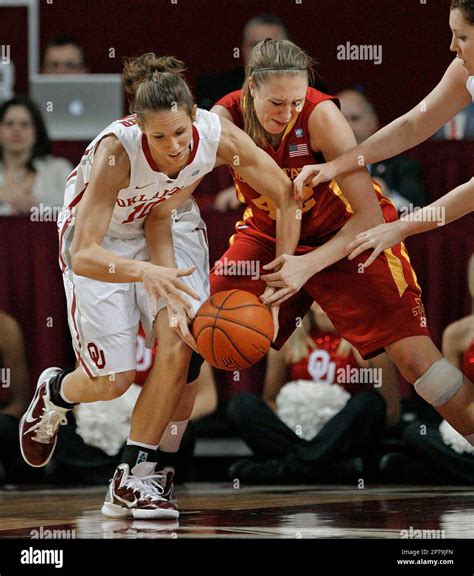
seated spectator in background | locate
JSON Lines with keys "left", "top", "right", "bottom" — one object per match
{"left": 379, "top": 254, "right": 474, "bottom": 484}
{"left": 227, "top": 303, "right": 401, "bottom": 484}
{"left": 197, "top": 14, "right": 290, "bottom": 111}
{"left": 0, "top": 96, "right": 73, "bottom": 215}
{"left": 337, "top": 89, "right": 427, "bottom": 211}
{"left": 433, "top": 102, "right": 474, "bottom": 140}
{"left": 0, "top": 310, "right": 31, "bottom": 483}
{"left": 42, "top": 36, "right": 89, "bottom": 74}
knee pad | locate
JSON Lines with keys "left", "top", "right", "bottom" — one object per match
{"left": 186, "top": 352, "right": 204, "bottom": 383}
{"left": 414, "top": 358, "right": 464, "bottom": 407}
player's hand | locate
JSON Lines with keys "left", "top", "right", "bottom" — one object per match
{"left": 166, "top": 300, "right": 199, "bottom": 353}
{"left": 142, "top": 264, "right": 199, "bottom": 352}
{"left": 260, "top": 286, "right": 280, "bottom": 342}
{"left": 347, "top": 219, "right": 407, "bottom": 269}
{"left": 293, "top": 162, "right": 337, "bottom": 201}
{"left": 260, "top": 254, "right": 311, "bottom": 306}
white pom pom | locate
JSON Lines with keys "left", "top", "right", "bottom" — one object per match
{"left": 439, "top": 420, "right": 474, "bottom": 455}
{"left": 74, "top": 384, "right": 140, "bottom": 456}
{"left": 276, "top": 380, "right": 350, "bottom": 441}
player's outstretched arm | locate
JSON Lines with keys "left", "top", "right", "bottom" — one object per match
{"left": 347, "top": 177, "right": 474, "bottom": 268}
{"left": 293, "top": 58, "right": 472, "bottom": 198}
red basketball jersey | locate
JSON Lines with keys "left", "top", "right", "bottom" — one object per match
{"left": 216, "top": 88, "right": 354, "bottom": 244}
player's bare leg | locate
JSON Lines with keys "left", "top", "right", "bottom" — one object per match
{"left": 386, "top": 335, "right": 474, "bottom": 441}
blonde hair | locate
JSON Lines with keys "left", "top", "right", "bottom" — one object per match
{"left": 242, "top": 39, "right": 316, "bottom": 147}
{"left": 123, "top": 53, "right": 194, "bottom": 122}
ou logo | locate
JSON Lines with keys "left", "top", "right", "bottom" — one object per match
{"left": 87, "top": 342, "right": 106, "bottom": 369}
{"left": 307, "top": 349, "right": 336, "bottom": 384}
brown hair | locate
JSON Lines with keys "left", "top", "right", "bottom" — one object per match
{"left": 123, "top": 53, "right": 194, "bottom": 122}
{"left": 242, "top": 39, "right": 315, "bottom": 147}
{"left": 451, "top": 0, "right": 474, "bottom": 24}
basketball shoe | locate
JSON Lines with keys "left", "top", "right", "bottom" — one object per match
{"left": 102, "top": 462, "right": 179, "bottom": 520}
{"left": 19, "top": 367, "right": 69, "bottom": 467}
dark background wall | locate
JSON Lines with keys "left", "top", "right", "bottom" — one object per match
{"left": 5, "top": 0, "right": 454, "bottom": 126}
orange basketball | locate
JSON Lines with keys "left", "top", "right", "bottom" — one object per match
{"left": 192, "top": 290, "right": 274, "bottom": 371}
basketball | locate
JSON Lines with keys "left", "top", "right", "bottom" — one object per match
{"left": 192, "top": 289, "right": 274, "bottom": 371}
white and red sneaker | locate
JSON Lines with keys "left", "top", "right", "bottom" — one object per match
{"left": 157, "top": 466, "right": 177, "bottom": 506}
{"left": 19, "top": 367, "right": 69, "bottom": 468}
{"left": 102, "top": 462, "right": 179, "bottom": 520}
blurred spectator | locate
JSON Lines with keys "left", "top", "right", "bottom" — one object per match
{"left": 197, "top": 14, "right": 290, "bottom": 111}
{"left": 0, "top": 96, "right": 73, "bottom": 216}
{"left": 379, "top": 254, "right": 474, "bottom": 484}
{"left": 433, "top": 102, "right": 474, "bottom": 140}
{"left": 337, "top": 89, "right": 427, "bottom": 211}
{"left": 0, "top": 310, "right": 31, "bottom": 483}
{"left": 42, "top": 36, "right": 89, "bottom": 74}
{"left": 227, "top": 303, "right": 401, "bottom": 484}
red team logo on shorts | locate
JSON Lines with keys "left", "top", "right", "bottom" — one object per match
{"left": 87, "top": 343, "right": 106, "bottom": 369}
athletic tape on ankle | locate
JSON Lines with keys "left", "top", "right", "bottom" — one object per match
{"left": 414, "top": 358, "right": 463, "bottom": 407}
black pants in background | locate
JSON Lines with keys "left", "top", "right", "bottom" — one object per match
{"left": 226, "top": 390, "right": 386, "bottom": 482}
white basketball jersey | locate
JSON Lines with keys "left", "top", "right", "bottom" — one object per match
{"left": 60, "top": 109, "right": 221, "bottom": 240}
{"left": 466, "top": 76, "right": 474, "bottom": 100}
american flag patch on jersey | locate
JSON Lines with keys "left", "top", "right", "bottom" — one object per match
{"left": 289, "top": 143, "right": 309, "bottom": 157}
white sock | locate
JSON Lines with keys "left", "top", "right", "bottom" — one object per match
{"left": 159, "top": 420, "right": 189, "bottom": 453}
{"left": 126, "top": 439, "right": 159, "bottom": 450}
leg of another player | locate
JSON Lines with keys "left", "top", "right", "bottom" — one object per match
{"left": 386, "top": 335, "right": 474, "bottom": 441}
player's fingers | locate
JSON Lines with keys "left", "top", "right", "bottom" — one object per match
{"left": 263, "top": 287, "right": 293, "bottom": 305}
{"left": 271, "top": 306, "right": 280, "bottom": 342}
{"left": 172, "top": 279, "right": 200, "bottom": 301}
{"left": 363, "top": 247, "right": 382, "bottom": 269}
{"left": 260, "top": 271, "right": 281, "bottom": 282}
{"left": 178, "top": 319, "right": 199, "bottom": 353}
{"left": 262, "top": 255, "right": 284, "bottom": 271}
{"left": 176, "top": 266, "right": 196, "bottom": 277}
{"left": 347, "top": 240, "right": 373, "bottom": 261}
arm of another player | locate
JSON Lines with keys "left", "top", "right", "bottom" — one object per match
{"left": 294, "top": 58, "right": 472, "bottom": 197}
{"left": 347, "top": 177, "right": 474, "bottom": 267}
{"left": 70, "top": 135, "right": 198, "bottom": 304}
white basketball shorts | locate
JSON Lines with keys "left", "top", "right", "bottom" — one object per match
{"left": 60, "top": 198, "right": 209, "bottom": 378}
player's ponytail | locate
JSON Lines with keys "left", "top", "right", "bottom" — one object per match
{"left": 451, "top": 0, "right": 474, "bottom": 24}
{"left": 123, "top": 53, "right": 194, "bottom": 121}
{"left": 242, "top": 39, "right": 315, "bottom": 147}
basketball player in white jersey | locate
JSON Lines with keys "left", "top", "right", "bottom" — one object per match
{"left": 259, "top": 1, "right": 474, "bottom": 462}
{"left": 19, "top": 53, "right": 300, "bottom": 519}
{"left": 291, "top": 0, "right": 474, "bottom": 266}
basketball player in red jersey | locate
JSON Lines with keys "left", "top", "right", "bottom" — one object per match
{"left": 210, "top": 39, "right": 474, "bottom": 482}
{"left": 19, "top": 53, "right": 300, "bottom": 517}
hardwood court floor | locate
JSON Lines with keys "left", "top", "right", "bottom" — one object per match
{"left": 0, "top": 483, "right": 473, "bottom": 539}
